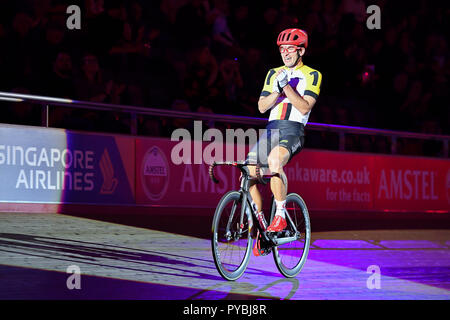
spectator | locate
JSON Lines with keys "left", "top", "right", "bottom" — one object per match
{"left": 160, "top": 0, "right": 188, "bottom": 24}
{"left": 7, "top": 12, "right": 36, "bottom": 86}
{"left": 108, "top": 18, "right": 144, "bottom": 84}
{"left": 34, "top": 6, "right": 72, "bottom": 76}
{"left": 217, "top": 57, "right": 243, "bottom": 113}
{"left": 209, "top": 0, "right": 240, "bottom": 59}
{"left": 196, "top": 105, "right": 215, "bottom": 130}
{"left": 127, "top": 1, "right": 146, "bottom": 38}
{"left": 0, "top": 23, "right": 9, "bottom": 90}
{"left": 162, "top": 99, "right": 194, "bottom": 137}
{"left": 257, "top": 6, "right": 279, "bottom": 60}
{"left": 139, "top": 116, "right": 162, "bottom": 137}
{"left": 75, "top": 53, "right": 110, "bottom": 102}
{"left": 84, "top": 0, "right": 125, "bottom": 60}
{"left": 183, "top": 44, "right": 219, "bottom": 108}
{"left": 321, "top": 0, "right": 340, "bottom": 39}
{"left": 398, "top": 80, "right": 424, "bottom": 131}
{"left": 239, "top": 47, "right": 266, "bottom": 116}
{"left": 73, "top": 54, "right": 130, "bottom": 133}
{"left": 339, "top": 0, "right": 366, "bottom": 23}
{"left": 228, "top": 2, "right": 252, "bottom": 47}
{"left": 175, "top": 0, "right": 211, "bottom": 50}
{"left": 359, "top": 135, "right": 374, "bottom": 154}
{"left": 335, "top": 106, "right": 350, "bottom": 126}
{"left": 41, "top": 51, "right": 75, "bottom": 98}
{"left": 139, "top": 36, "right": 180, "bottom": 108}
{"left": 375, "top": 136, "right": 390, "bottom": 154}
{"left": 420, "top": 118, "right": 444, "bottom": 157}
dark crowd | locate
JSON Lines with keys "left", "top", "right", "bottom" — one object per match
{"left": 0, "top": 0, "right": 448, "bottom": 156}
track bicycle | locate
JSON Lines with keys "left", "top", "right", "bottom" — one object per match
{"left": 209, "top": 161, "right": 311, "bottom": 281}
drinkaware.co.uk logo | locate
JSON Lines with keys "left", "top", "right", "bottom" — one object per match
{"left": 141, "top": 146, "right": 170, "bottom": 201}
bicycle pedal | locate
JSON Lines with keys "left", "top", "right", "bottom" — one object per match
{"left": 281, "top": 230, "right": 291, "bottom": 237}
{"left": 257, "top": 244, "right": 271, "bottom": 256}
{"left": 266, "top": 230, "right": 282, "bottom": 237}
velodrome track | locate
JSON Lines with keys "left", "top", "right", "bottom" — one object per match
{"left": 0, "top": 210, "right": 449, "bottom": 300}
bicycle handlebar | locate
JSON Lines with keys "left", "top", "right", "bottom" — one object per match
{"left": 208, "top": 162, "right": 220, "bottom": 184}
{"left": 208, "top": 161, "right": 269, "bottom": 185}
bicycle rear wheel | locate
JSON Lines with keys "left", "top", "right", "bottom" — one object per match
{"left": 211, "top": 191, "right": 253, "bottom": 281}
{"left": 271, "top": 193, "right": 311, "bottom": 278}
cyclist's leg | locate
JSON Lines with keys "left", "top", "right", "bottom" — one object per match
{"left": 269, "top": 134, "right": 304, "bottom": 200}
{"left": 267, "top": 146, "right": 290, "bottom": 202}
{"left": 246, "top": 127, "right": 271, "bottom": 213}
{"left": 266, "top": 145, "right": 290, "bottom": 232}
{"left": 248, "top": 167, "right": 262, "bottom": 212}
{"left": 266, "top": 133, "right": 305, "bottom": 232}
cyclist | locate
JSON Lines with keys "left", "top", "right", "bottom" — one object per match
{"left": 247, "top": 28, "right": 322, "bottom": 254}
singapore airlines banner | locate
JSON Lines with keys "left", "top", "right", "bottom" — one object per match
{"left": 0, "top": 124, "right": 135, "bottom": 204}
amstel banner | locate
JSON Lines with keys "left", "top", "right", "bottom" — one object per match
{"left": 0, "top": 124, "right": 135, "bottom": 204}
{"left": 136, "top": 137, "right": 450, "bottom": 213}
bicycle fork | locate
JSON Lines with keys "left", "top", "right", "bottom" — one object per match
{"left": 225, "top": 192, "right": 253, "bottom": 241}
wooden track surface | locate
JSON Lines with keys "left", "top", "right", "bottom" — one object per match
{"left": 0, "top": 212, "right": 449, "bottom": 300}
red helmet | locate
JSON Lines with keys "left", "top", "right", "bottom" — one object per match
{"left": 277, "top": 28, "right": 308, "bottom": 48}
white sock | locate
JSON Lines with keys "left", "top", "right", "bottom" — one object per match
{"left": 275, "top": 200, "right": 286, "bottom": 219}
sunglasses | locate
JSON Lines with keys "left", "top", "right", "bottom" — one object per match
{"left": 279, "top": 46, "right": 300, "bottom": 53}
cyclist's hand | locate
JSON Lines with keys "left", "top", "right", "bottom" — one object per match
{"left": 273, "top": 81, "right": 282, "bottom": 94}
{"left": 276, "top": 69, "right": 289, "bottom": 89}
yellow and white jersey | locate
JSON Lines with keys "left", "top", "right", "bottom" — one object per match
{"left": 260, "top": 63, "right": 322, "bottom": 125}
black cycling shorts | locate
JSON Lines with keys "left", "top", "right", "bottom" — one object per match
{"left": 246, "top": 120, "right": 305, "bottom": 166}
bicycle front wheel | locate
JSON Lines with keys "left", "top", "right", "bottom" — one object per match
{"left": 211, "top": 191, "right": 252, "bottom": 281}
{"left": 271, "top": 193, "right": 311, "bottom": 278}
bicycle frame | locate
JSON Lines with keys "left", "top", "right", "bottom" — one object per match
{"left": 209, "top": 161, "right": 301, "bottom": 247}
